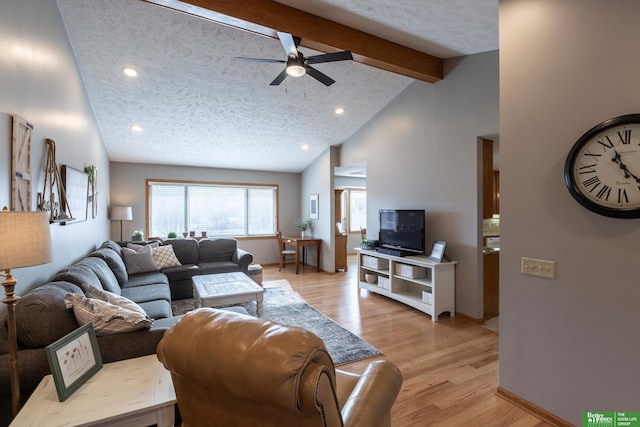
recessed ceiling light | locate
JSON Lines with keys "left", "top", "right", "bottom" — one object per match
{"left": 335, "top": 107, "right": 345, "bottom": 115}
{"left": 123, "top": 67, "right": 138, "bottom": 77}
{"left": 130, "top": 125, "right": 142, "bottom": 132}
{"left": 302, "top": 144, "right": 309, "bottom": 150}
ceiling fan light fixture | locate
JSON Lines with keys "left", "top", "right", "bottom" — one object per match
{"left": 286, "top": 57, "right": 306, "bottom": 77}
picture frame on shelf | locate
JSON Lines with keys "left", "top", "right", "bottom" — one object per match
{"left": 309, "top": 194, "right": 319, "bottom": 219}
{"left": 45, "top": 323, "right": 103, "bottom": 402}
{"left": 428, "top": 240, "right": 447, "bottom": 262}
{"left": 61, "top": 165, "right": 89, "bottom": 223}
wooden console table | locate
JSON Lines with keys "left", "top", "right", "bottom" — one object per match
{"left": 11, "top": 354, "right": 176, "bottom": 427}
{"left": 283, "top": 236, "right": 322, "bottom": 274}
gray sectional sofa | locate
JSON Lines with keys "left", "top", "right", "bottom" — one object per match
{"left": 0, "top": 237, "right": 253, "bottom": 425}
{"left": 157, "top": 237, "right": 253, "bottom": 300}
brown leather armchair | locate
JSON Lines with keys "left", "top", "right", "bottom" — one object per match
{"left": 157, "top": 308, "right": 403, "bottom": 427}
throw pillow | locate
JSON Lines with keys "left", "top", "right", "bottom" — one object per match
{"left": 152, "top": 245, "right": 182, "bottom": 270}
{"left": 122, "top": 244, "right": 158, "bottom": 274}
{"left": 64, "top": 293, "right": 153, "bottom": 336}
{"left": 82, "top": 283, "right": 149, "bottom": 317}
{"left": 126, "top": 241, "right": 160, "bottom": 251}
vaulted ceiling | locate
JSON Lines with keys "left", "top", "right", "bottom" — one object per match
{"left": 56, "top": 0, "right": 497, "bottom": 173}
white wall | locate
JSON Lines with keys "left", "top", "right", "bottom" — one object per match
{"left": 0, "top": 0, "right": 109, "bottom": 301}
{"left": 340, "top": 51, "right": 499, "bottom": 318}
{"left": 109, "top": 162, "right": 300, "bottom": 265}
{"left": 500, "top": 1, "right": 640, "bottom": 424}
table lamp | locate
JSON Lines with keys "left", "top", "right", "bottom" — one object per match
{"left": 0, "top": 208, "right": 53, "bottom": 417}
{"left": 110, "top": 205, "right": 132, "bottom": 240}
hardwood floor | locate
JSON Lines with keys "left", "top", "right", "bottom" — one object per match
{"left": 263, "top": 256, "right": 551, "bottom": 427}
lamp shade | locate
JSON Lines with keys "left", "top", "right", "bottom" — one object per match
{"left": 110, "top": 206, "right": 132, "bottom": 221}
{"left": 0, "top": 210, "right": 53, "bottom": 270}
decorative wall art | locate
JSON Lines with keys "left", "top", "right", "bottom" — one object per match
{"left": 61, "top": 165, "right": 89, "bottom": 223}
{"left": 39, "top": 138, "right": 73, "bottom": 223}
{"left": 309, "top": 194, "right": 319, "bottom": 220}
{"left": 11, "top": 115, "right": 33, "bottom": 211}
{"left": 85, "top": 165, "right": 98, "bottom": 219}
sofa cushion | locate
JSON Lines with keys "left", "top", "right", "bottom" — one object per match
{"left": 121, "top": 283, "right": 171, "bottom": 304}
{"left": 15, "top": 282, "right": 82, "bottom": 348}
{"left": 162, "top": 264, "right": 200, "bottom": 282}
{"left": 75, "top": 257, "right": 122, "bottom": 295}
{"left": 137, "top": 299, "right": 173, "bottom": 320}
{"left": 100, "top": 239, "right": 123, "bottom": 256}
{"left": 64, "top": 293, "right": 153, "bottom": 336}
{"left": 89, "top": 247, "right": 128, "bottom": 285}
{"left": 53, "top": 265, "right": 103, "bottom": 290}
{"left": 164, "top": 238, "right": 199, "bottom": 265}
{"left": 152, "top": 245, "right": 182, "bottom": 269}
{"left": 122, "top": 245, "right": 158, "bottom": 275}
{"left": 199, "top": 238, "right": 238, "bottom": 262}
{"left": 122, "top": 271, "right": 169, "bottom": 288}
{"left": 198, "top": 261, "right": 241, "bottom": 275}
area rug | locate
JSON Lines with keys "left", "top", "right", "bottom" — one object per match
{"left": 171, "top": 282, "right": 382, "bottom": 366}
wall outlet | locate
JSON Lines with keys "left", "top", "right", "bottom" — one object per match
{"left": 521, "top": 257, "right": 556, "bottom": 279}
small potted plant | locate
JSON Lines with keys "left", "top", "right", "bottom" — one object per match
{"left": 297, "top": 218, "right": 312, "bottom": 239}
{"left": 361, "top": 239, "right": 374, "bottom": 250}
{"left": 132, "top": 229, "right": 144, "bottom": 241}
{"left": 167, "top": 231, "right": 177, "bottom": 238}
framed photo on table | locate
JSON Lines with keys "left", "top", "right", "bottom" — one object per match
{"left": 45, "top": 323, "right": 103, "bottom": 402}
{"left": 309, "top": 194, "right": 319, "bottom": 219}
{"left": 428, "top": 241, "right": 447, "bottom": 262}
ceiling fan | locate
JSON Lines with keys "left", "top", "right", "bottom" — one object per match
{"left": 235, "top": 32, "right": 353, "bottom": 87}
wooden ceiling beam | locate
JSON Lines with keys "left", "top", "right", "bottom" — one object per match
{"left": 143, "top": 0, "right": 443, "bottom": 83}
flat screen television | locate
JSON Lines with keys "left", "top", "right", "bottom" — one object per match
{"left": 379, "top": 209, "right": 425, "bottom": 254}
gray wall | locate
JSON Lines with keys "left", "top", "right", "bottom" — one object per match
{"left": 300, "top": 146, "right": 337, "bottom": 272}
{"left": 109, "top": 162, "right": 300, "bottom": 265}
{"left": 500, "top": 1, "right": 640, "bottom": 423}
{"left": 340, "top": 51, "right": 499, "bottom": 318}
{"left": 0, "top": 0, "right": 109, "bottom": 303}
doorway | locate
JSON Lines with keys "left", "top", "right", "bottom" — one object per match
{"left": 481, "top": 138, "right": 500, "bottom": 320}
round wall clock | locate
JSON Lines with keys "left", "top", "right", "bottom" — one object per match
{"left": 564, "top": 114, "right": 640, "bottom": 218}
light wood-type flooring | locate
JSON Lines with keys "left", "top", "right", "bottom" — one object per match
{"left": 262, "top": 255, "right": 551, "bottom": 427}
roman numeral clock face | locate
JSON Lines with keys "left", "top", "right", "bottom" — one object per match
{"left": 564, "top": 114, "right": 640, "bottom": 218}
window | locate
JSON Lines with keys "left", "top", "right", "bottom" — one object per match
{"left": 148, "top": 180, "right": 277, "bottom": 238}
{"left": 338, "top": 187, "right": 366, "bottom": 233}
{"left": 349, "top": 189, "right": 367, "bottom": 232}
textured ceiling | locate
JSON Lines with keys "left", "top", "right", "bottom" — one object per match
{"left": 56, "top": 0, "right": 498, "bottom": 173}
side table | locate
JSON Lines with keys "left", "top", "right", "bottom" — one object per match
{"left": 10, "top": 354, "right": 176, "bottom": 427}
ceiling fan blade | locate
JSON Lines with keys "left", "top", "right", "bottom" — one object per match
{"left": 305, "top": 65, "right": 335, "bottom": 86}
{"left": 277, "top": 31, "right": 299, "bottom": 58}
{"left": 235, "top": 57, "right": 285, "bottom": 64}
{"left": 306, "top": 51, "right": 353, "bottom": 65}
{"left": 270, "top": 69, "right": 288, "bottom": 86}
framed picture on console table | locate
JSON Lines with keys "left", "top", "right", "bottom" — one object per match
{"left": 428, "top": 240, "right": 447, "bottom": 262}
{"left": 45, "top": 323, "right": 103, "bottom": 402}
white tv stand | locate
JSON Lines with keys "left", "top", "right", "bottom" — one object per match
{"left": 357, "top": 249, "right": 456, "bottom": 321}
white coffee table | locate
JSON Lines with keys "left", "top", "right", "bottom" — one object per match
{"left": 192, "top": 272, "right": 265, "bottom": 317}
{"left": 10, "top": 354, "right": 176, "bottom": 427}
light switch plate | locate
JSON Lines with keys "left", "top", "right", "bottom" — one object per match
{"left": 521, "top": 257, "right": 556, "bottom": 279}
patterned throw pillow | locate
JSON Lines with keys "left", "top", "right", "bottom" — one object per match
{"left": 64, "top": 291, "right": 153, "bottom": 336}
{"left": 82, "top": 283, "right": 149, "bottom": 316}
{"left": 152, "top": 245, "right": 182, "bottom": 270}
